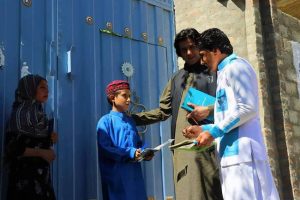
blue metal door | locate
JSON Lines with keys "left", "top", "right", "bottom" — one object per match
{"left": 0, "top": 0, "right": 21, "bottom": 198}
{"left": 97, "top": 30, "right": 173, "bottom": 199}
{"left": 0, "top": 0, "right": 58, "bottom": 199}
{"left": 56, "top": 0, "right": 176, "bottom": 199}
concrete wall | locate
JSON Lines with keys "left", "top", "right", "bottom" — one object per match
{"left": 174, "top": 0, "right": 247, "bottom": 67}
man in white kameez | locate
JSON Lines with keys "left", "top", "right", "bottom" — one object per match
{"left": 182, "top": 28, "right": 280, "bottom": 200}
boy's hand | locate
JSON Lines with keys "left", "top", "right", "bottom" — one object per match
{"left": 51, "top": 132, "right": 58, "bottom": 144}
{"left": 134, "top": 148, "right": 142, "bottom": 161}
{"left": 143, "top": 151, "right": 154, "bottom": 161}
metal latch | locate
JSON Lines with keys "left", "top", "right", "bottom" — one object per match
{"left": 0, "top": 47, "right": 5, "bottom": 69}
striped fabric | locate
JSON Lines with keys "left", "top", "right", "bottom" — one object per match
{"left": 7, "top": 74, "right": 48, "bottom": 138}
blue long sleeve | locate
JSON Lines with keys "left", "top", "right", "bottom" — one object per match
{"left": 97, "top": 111, "right": 147, "bottom": 200}
{"left": 97, "top": 111, "right": 142, "bottom": 162}
{"left": 97, "top": 122, "right": 136, "bottom": 162}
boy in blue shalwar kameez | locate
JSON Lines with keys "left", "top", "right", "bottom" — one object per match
{"left": 97, "top": 80, "right": 153, "bottom": 200}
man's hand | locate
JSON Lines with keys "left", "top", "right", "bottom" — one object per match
{"left": 195, "top": 131, "right": 214, "bottom": 147}
{"left": 186, "top": 103, "right": 210, "bottom": 122}
{"left": 182, "top": 125, "right": 202, "bottom": 139}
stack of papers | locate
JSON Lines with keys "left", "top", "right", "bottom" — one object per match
{"left": 139, "top": 139, "right": 174, "bottom": 160}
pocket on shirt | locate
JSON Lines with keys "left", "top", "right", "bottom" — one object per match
{"left": 216, "top": 89, "right": 228, "bottom": 112}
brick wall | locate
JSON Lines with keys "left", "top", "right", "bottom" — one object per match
{"left": 276, "top": 9, "right": 300, "bottom": 200}
{"left": 174, "top": 0, "right": 300, "bottom": 199}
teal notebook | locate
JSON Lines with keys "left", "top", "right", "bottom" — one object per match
{"left": 181, "top": 87, "right": 215, "bottom": 122}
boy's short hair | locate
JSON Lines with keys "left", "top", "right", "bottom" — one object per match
{"left": 106, "top": 91, "right": 121, "bottom": 105}
{"left": 105, "top": 80, "right": 130, "bottom": 105}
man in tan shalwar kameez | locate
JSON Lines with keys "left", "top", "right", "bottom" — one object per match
{"left": 132, "top": 28, "right": 223, "bottom": 200}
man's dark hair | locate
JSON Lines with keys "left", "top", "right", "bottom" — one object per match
{"left": 174, "top": 28, "right": 200, "bottom": 57}
{"left": 198, "top": 28, "right": 233, "bottom": 54}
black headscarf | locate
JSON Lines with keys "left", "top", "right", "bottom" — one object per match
{"left": 7, "top": 74, "right": 49, "bottom": 138}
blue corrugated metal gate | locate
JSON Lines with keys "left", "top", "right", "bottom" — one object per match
{"left": 0, "top": 0, "right": 176, "bottom": 199}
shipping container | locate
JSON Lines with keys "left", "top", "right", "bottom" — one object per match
{"left": 0, "top": 0, "right": 176, "bottom": 199}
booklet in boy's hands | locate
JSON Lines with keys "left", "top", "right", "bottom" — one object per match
{"left": 169, "top": 139, "right": 215, "bottom": 152}
{"left": 140, "top": 139, "right": 174, "bottom": 160}
{"left": 181, "top": 87, "right": 215, "bottom": 122}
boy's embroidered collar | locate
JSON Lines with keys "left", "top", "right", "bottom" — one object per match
{"left": 110, "top": 110, "right": 127, "bottom": 119}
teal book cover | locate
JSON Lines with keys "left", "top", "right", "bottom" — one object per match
{"left": 181, "top": 87, "right": 215, "bottom": 122}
